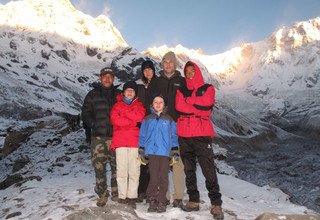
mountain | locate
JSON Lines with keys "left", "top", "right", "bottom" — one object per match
{"left": 0, "top": 0, "right": 319, "bottom": 217}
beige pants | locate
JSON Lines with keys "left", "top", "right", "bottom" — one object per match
{"left": 116, "top": 147, "right": 140, "bottom": 199}
{"left": 167, "top": 158, "right": 185, "bottom": 200}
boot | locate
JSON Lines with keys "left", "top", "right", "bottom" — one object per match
{"left": 128, "top": 198, "right": 137, "bottom": 209}
{"left": 181, "top": 201, "right": 200, "bottom": 212}
{"left": 118, "top": 198, "right": 128, "bottom": 204}
{"left": 96, "top": 194, "right": 107, "bottom": 207}
{"left": 157, "top": 202, "right": 167, "bottom": 213}
{"left": 147, "top": 200, "right": 158, "bottom": 212}
{"left": 111, "top": 195, "right": 119, "bottom": 202}
{"left": 172, "top": 199, "right": 183, "bottom": 208}
{"left": 210, "top": 205, "right": 224, "bottom": 220}
{"left": 137, "top": 193, "right": 146, "bottom": 203}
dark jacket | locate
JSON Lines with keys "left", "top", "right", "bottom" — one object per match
{"left": 81, "top": 83, "right": 121, "bottom": 138}
{"left": 137, "top": 77, "right": 157, "bottom": 115}
{"left": 154, "top": 70, "right": 186, "bottom": 121}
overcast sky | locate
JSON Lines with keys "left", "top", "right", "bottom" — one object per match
{"left": 1, "top": 0, "right": 320, "bottom": 54}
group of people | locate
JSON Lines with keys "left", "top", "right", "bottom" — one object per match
{"left": 81, "top": 51, "right": 224, "bottom": 219}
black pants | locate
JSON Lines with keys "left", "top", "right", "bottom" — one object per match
{"left": 138, "top": 164, "right": 150, "bottom": 196}
{"left": 146, "top": 155, "right": 170, "bottom": 203}
{"left": 179, "top": 136, "right": 222, "bottom": 206}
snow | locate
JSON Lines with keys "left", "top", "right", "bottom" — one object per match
{"left": 0, "top": 128, "right": 316, "bottom": 219}
{"left": 0, "top": 0, "right": 319, "bottom": 219}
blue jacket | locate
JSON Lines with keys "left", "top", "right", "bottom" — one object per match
{"left": 139, "top": 109, "right": 178, "bottom": 157}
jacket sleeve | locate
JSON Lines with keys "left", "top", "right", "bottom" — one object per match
{"left": 81, "top": 92, "right": 94, "bottom": 128}
{"left": 175, "top": 89, "right": 197, "bottom": 114}
{"left": 110, "top": 103, "right": 135, "bottom": 127}
{"left": 124, "top": 102, "right": 146, "bottom": 122}
{"left": 170, "top": 121, "right": 179, "bottom": 148}
{"left": 185, "top": 86, "right": 215, "bottom": 108}
{"left": 139, "top": 120, "right": 147, "bottom": 147}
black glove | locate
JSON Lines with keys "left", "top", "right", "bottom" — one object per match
{"left": 136, "top": 122, "right": 141, "bottom": 128}
{"left": 179, "top": 87, "right": 193, "bottom": 97}
{"left": 139, "top": 148, "right": 148, "bottom": 165}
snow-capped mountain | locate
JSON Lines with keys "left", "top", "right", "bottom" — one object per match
{"left": 0, "top": 0, "right": 319, "bottom": 218}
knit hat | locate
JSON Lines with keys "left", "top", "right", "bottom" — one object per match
{"left": 152, "top": 92, "right": 166, "bottom": 105}
{"left": 141, "top": 60, "right": 155, "bottom": 73}
{"left": 122, "top": 81, "right": 138, "bottom": 94}
{"left": 100, "top": 67, "right": 114, "bottom": 77}
{"left": 161, "top": 51, "right": 178, "bottom": 68}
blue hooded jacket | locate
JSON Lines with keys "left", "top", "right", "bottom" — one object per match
{"left": 139, "top": 109, "right": 178, "bottom": 157}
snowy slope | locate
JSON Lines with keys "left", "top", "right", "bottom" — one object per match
{"left": 0, "top": 0, "right": 319, "bottom": 218}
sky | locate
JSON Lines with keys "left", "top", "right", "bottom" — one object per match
{"left": 1, "top": 0, "right": 320, "bottom": 54}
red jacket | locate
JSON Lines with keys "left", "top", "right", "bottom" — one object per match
{"left": 175, "top": 61, "right": 215, "bottom": 138}
{"left": 110, "top": 94, "right": 146, "bottom": 150}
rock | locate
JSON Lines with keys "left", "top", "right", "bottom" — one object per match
{"left": 0, "top": 174, "right": 23, "bottom": 190}
{"left": 255, "top": 212, "right": 320, "bottom": 220}
{"left": 6, "top": 211, "right": 22, "bottom": 219}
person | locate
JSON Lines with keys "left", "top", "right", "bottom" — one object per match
{"left": 175, "top": 61, "right": 224, "bottom": 219}
{"left": 136, "top": 60, "right": 157, "bottom": 203}
{"left": 81, "top": 67, "right": 120, "bottom": 207}
{"left": 110, "top": 81, "right": 146, "bottom": 209}
{"left": 139, "top": 94, "right": 179, "bottom": 213}
{"left": 154, "top": 51, "right": 186, "bottom": 208}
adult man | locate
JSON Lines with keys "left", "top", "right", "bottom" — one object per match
{"left": 81, "top": 67, "right": 120, "bottom": 207}
{"left": 154, "top": 51, "right": 186, "bottom": 208}
{"left": 176, "top": 61, "right": 223, "bottom": 219}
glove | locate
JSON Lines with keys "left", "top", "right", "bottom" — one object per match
{"left": 170, "top": 147, "right": 180, "bottom": 166}
{"left": 179, "top": 87, "right": 193, "bottom": 98}
{"left": 138, "top": 148, "right": 148, "bottom": 165}
{"left": 136, "top": 122, "right": 141, "bottom": 128}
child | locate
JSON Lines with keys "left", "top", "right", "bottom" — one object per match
{"left": 110, "top": 81, "right": 146, "bottom": 209}
{"left": 139, "top": 94, "right": 179, "bottom": 213}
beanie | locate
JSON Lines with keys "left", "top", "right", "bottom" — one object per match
{"left": 161, "top": 51, "right": 178, "bottom": 68}
{"left": 141, "top": 60, "right": 155, "bottom": 74}
{"left": 122, "top": 81, "right": 138, "bottom": 95}
{"left": 151, "top": 92, "right": 167, "bottom": 105}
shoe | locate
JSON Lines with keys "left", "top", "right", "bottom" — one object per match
{"left": 128, "top": 198, "right": 137, "bottom": 209}
{"left": 172, "top": 199, "right": 183, "bottom": 208}
{"left": 181, "top": 201, "right": 200, "bottom": 212}
{"left": 118, "top": 198, "right": 128, "bottom": 204}
{"left": 96, "top": 194, "right": 107, "bottom": 207}
{"left": 111, "top": 195, "right": 119, "bottom": 202}
{"left": 210, "top": 205, "right": 224, "bottom": 220}
{"left": 166, "top": 199, "right": 170, "bottom": 205}
{"left": 137, "top": 193, "right": 146, "bottom": 203}
{"left": 147, "top": 200, "right": 158, "bottom": 212}
{"left": 157, "top": 202, "right": 167, "bottom": 213}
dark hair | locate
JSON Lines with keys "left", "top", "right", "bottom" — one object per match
{"left": 184, "top": 61, "right": 194, "bottom": 75}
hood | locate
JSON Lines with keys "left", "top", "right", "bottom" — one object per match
{"left": 184, "top": 61, "right": 204, "bottom": 90}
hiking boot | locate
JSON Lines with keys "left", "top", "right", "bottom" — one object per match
{"left": 157, "top": 202, "right": 167, "bottom": 213}
{"left": 118, "top": 198, "right": 128, "bottom": 204}
{"left": 181, "top": 201, "right": 200, "bottom": 212}
{"left": 96, "top": 194, "right": 107, "bottom": 207}
{"left": 210, "top": 205, "right": 224, "bottom": 220}
{"left": 128, "top": 198, "right": 137, "bottom": 209}
{"left": 147, "top": 200, "right": 158, "bottom": 212}
{"left": 137, "top": 193, "right": 146, "bottom": 203}
{"left": 111, "top": 195, "right": 119, "bottom": 202}
{"left": 172, "top": 199, "right": 183, "bottom": 208}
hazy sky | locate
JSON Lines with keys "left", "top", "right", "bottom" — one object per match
{"left": 1, "top": 0, "right": 320, "bottom": 54}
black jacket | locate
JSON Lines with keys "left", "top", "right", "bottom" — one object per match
{"left": 137, "top": 77, "right": 157, "bottom": 115}
{"left": 81, "top": 83, "right": 121, "bottom": 138}
{"left": 154, "top": 70, "right": 186, "bottom": 121}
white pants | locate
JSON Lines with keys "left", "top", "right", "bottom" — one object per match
{"left": 116, "top": 147, "right": 140, "bottom": 199}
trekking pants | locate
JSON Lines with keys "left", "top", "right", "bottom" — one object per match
{"left": 91, "top": 136, "right": 117, "bottom": 197}
{"left": 179, "top": 136, "right": 222, "bottom": 206}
